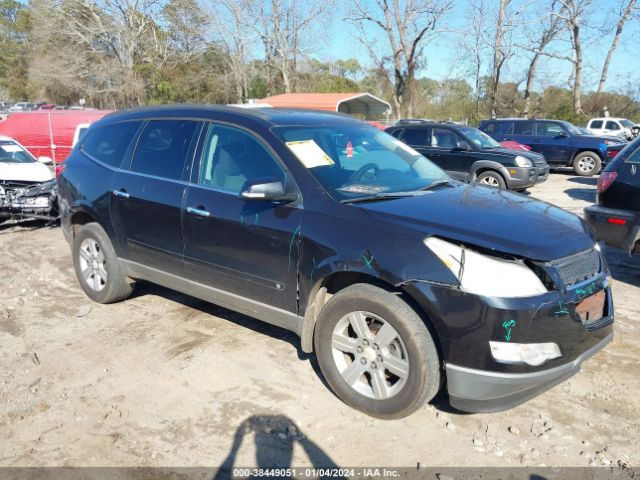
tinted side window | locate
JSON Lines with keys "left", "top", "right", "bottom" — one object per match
{"left": 131, "top": 120, "right": 200, "bottom": 181}
{"left": 400, "top": 128, "right": 428, "bottom": 145}
{"left": 537, "top": 121, "right": 565, "bottom": 137}
{"left": 606, "top": 121, "right": 620, "bottom": 130}
{"left": 81, "top": 121, "right": 142, "bottom": 167}
{"left": 388, "top": 128, "right": 403, "bottom": 138}
{"left": 431, "top": 128, "right": 461, "bottom": 149}
{"left": 482, "top": 122, "right": 497, "bottom": 133}
{"left": 590, "top": 120, "right": 603, "bottom": 129}
{"left": 625, "top": 145, "right": 640, "bottom": 164}
{"left": 513, "top": 121, "right": 536, "bottom": 135}
{"left": 198, "top": 123, "right": 284, "bottom": 194}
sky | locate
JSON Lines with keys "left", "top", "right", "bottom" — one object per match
{"left": 314, "top": 0, "right": 640, "bottom": 94}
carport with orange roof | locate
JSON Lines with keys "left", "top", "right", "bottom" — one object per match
{"left": 257, "top": 93, "right": 391, "bottom": 120}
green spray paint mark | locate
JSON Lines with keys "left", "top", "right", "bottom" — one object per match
{"left": 288, "top": 225, "right": 301, "bottom": 270}
{"left": 576, "top": 283, "right": 596, "bottom": 298}
{"left": 363, "top": 253, "right": 374, "bottom": 269}
{"left": 553, "top": 301, "right": 570, "bottom": 316}
{"left": 502, "top": 320, "right": 516, "bottom": 342}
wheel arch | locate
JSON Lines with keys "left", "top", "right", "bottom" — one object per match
{"left": 299, "top": 270, "right": 444, "bottom": 361}
{"left": 470, "top": 160, "right": 510, "bottom": 183}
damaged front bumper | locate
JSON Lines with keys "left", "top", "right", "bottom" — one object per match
{"left": 0, "top": 179, "right": 59, "bottom": 221}
{"left": 403, "top": 272, "right": 614, "bottom": 413}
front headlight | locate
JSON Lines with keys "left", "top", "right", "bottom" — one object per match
{"left": 514, "top": 155, "right": 532, "bottom": 167}
{"left": 424, "top": 237, "right": 547, "bottom": 298}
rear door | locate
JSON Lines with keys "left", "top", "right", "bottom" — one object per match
{"left": 506, "top": 120, "right": 537, "bottom": 151}
{"left": 110, "top": 118, "right": 202, "bottom": 275}
{"left": 182, "top": 122, "right": 301, "bottom": 314}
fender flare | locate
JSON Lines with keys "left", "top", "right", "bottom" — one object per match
{"left": 469, "top": 160, "right": 511, "bottom": 182}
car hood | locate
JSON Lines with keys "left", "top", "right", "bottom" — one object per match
{"left": 487, "top": 147, "right": 545, "bottom": 162}
{"left": 0, "top": 162, "right": 53, "bottom": 182}
{"left": 359, "top": 184, "right": 595, "bottom": 261}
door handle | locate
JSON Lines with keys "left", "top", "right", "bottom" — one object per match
{"left": 187, "top": 206, "right": 210, "bottom": 218}
{"left": 112, "top": 190, "right": 130, "bottom": 199}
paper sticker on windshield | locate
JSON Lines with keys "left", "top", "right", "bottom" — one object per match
{"left": 286, "top": 140, "right": 335, "bottom": 168}
{"left": 1, "top": 145, "right": 22, "bottom": 153}
{"left": 393, "top": 140, "right": 421, "bottom": 156}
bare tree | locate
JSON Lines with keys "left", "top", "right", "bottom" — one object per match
{"left": 487, "top": 0, "right": 534, "bottom": 117}
{"left": 257, "top": 0, "right": 329, "bottom": 94}
{"left": 347, "top": 0, "right": 452, "bottom": 118}
{"left": 207, "top": 0, "right": 258, "bottom": 103}
{"left": 520, "top": 0, "right": 566, "bottom": 117}
{"left": 596, "top": 0, "right": 637, "bottom": 96}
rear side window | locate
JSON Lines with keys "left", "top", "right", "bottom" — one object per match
{"left": 131, "top": 120, "right": 200, "bottom": 181}
{"left": 400, "top": 128, "right": 428, "bottom": 146}
{"left": 513, "top": 121, "right": 536, "bottom": 135}
{"left": 590, "top": 120, "right": 603, "bottom": 129}
{"left": 388, "top": 129, "right": 403, "bottom": 138}
{"left": 606, "top": 121, "right": 620, "bottom": 131}
{"left": 626, "top": 145, "right": 640, "bottom": 164}
{"left": 81, "top": 121, "right": 142, "bottom": 167}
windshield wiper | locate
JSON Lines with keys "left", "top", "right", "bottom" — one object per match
{"left": 341, "top": 192, "right": 421, "bottom": 204}
{"left": 418, "top": 179, "right": 454, "bottom": 191}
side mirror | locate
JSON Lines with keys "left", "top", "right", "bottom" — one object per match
{"left": 454, "top": 141, "right": 470, "bottom": 151}
{"left": 555, "top": 132, "right": 569, "bottom": 139}
{"left": 37, "top": 156, "right": 53, "bottom": 165}
{"left": 240, "top": 177, "right": 295, "bottom": 202}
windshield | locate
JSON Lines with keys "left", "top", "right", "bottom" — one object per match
{"left": 620, "top": 119, "right": 635, "bottom": 128}
{"left": 458, "top": 126, "right": 501, "bottom": 149}
{"left": 272, "top": 124, "right": 449, "bottom": 201}
{"left": 560, "top": 121, "right": 581, "bottom": 135}
{"left": 0, "top": 141, "right": 35, "bottom": 164}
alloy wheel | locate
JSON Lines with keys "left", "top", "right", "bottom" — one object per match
{"left": 78, "top": 238, "right": 108, "bottom": 291}
{"left": 577, "top": 156, "right": 596, "bottom": 174}
{"left": 479, "top": 175, "right": 500, "bottom": 187}
{"left": 331, "top": 311, "right": 409, "bottom": 400}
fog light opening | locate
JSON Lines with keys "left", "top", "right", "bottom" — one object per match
{"left": 489, "top": 341, "right": 562, "bottom": 367}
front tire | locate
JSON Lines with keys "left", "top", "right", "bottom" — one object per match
{"left": 573, "top": 151, "right": 601, "bottom": 176}
{"left": 476, "top": 171, "right": 506, "bottom": 189}
{"left": 72, "top": 222, "right": 134, "bottom": 303}
{"left": 314, "top": 284, "right": 441, "bottom": 419}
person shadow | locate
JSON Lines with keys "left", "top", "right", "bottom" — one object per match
{"left": 214, "top": 415, "right": 344, "bottom": 479}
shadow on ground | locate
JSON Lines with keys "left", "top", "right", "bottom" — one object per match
{"left": 214, "top": 415, "right": 344, "bottom": 479}
{"left": 567, "top": 176, "right": 597, "bottom": 186}
{"left": 564, "top": 187, "right": 595, "bottom": 202}
{"left": 603, "top": 245, "right": 640, "bottom": 288}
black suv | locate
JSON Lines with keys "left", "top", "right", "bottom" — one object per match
{"left": 479, "top": 118, "right": 622, "bottom": 176}
{"left": 386, "top": 122, "right": 549, "bottom": 191}
{"left": 58, "top": 106, "right": 612, "bottom": 418}
{"left": 585, "top": 136, "right": 640, "bottom": 255}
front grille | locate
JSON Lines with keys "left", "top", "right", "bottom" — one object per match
{"left": 546, "top": 248, "right": 601, "bottom": 287}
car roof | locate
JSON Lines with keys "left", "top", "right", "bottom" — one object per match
{"left": 589, "top": 117, "right": 628, "bottom": 121}
{"left": 100, "top": 104, "right": 364, "bottom": 128}
{"left": 0, "top": 135, "right": 17, "bottom": 142}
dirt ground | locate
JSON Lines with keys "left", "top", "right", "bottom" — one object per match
{"left": 1, "top": 172, "right": 639, "bottom": 470}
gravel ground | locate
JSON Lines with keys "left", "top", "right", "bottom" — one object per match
{"left": 0, "top": 172, "right": 638, "bottom": 470}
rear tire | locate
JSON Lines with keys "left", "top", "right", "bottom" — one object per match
{"left": 72, "top": 222, "right": 134, "bottom": 303}
{"left": 314, "top": 284, "right": 441, "bottom": 419}
{"left": 476, "top": 171, "right": 506, "bottom": 189}
{"left": 572, "top": 151, "right": 601, "bottom": 176}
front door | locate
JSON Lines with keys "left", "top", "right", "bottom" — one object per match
{"left": 422, "top": 127, "right": 470, "bottom": 181}
{"left": 110, "top": 119, "right": 202, "bottom": 275}
{"left": 533, "top": 121, "right": 572, "bottom": 164}
{"left": 182, "top": 123, "right": 301, "bottom": 314}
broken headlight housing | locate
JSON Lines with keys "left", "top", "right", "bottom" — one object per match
{"left": 424, "top": 237, "right": 547, "bottom": 298}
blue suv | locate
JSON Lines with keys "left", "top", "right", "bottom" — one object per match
{"left": 479, "top": 118, "right": 618, "bottom": 176}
